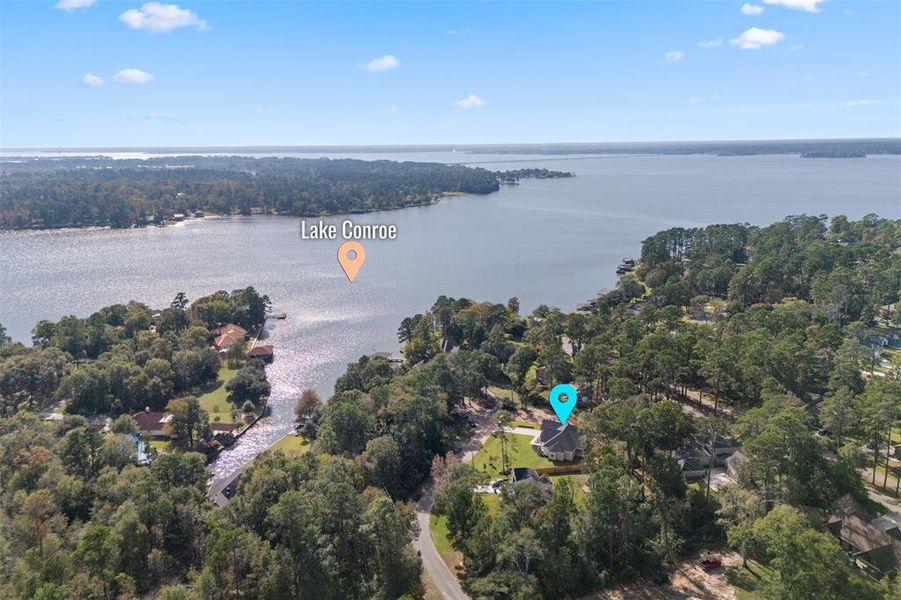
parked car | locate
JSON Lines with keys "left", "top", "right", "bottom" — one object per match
{"left": 817, "top": 428, "right": 833, "bottom": 436}
{"left": 699, "top": 555, "right": 722, "bottom": 571}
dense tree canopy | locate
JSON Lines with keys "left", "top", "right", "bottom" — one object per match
{"left": 0, "top": 157, "right": 570, "bottom": 229}
{"left": 0, "top": 287, "right": 269, "bottom": 421}
{"left": 1, "top": 214, "right": 898, "bottom": 599}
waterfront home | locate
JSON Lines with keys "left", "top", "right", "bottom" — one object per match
{"left": 531, "top": 419, "right": 583, "bottom": 462}
{"left": 616, "top": 258, "right": 636, "bottom": 275}
{"left": 827, "top": 493, "right": 901, "bottom": 578}
{"left": 133, "top": 409, "right": 173, "bottom": 438}
{"left": 216, "top": 323, "right": 248, "bottom": 339}
{"left": 214, "top": 323, "right": 248, "bottom": 352}
{"left": 246, "top": 344, "right": 274, "bottom": 361}
{"left": 214, "top": 333, "right": 242, "bottom": 352}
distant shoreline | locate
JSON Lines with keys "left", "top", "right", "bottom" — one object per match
{"left": 2, "top": 137, "right": 899, "bottom": 158}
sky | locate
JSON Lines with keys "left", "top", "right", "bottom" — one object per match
{"left": 1, "top": 0, "right": 899, "bottom": 148}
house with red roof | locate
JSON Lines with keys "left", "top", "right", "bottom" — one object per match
{"left": 132, "top": 409, "right": 173, "bottom": 438}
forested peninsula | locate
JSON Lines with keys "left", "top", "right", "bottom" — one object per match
{"left": 0, "top": 157, "right": 571, "bottom": 230}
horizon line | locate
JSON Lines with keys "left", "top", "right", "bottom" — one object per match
{"left": 3, "top": 136, "right": 900, "bottom": 153}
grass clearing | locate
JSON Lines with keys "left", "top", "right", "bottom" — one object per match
{"left": 488, "top": 385, "right": 524, "bottom": 409}
{"left": 268, "top": 434, "right": 310, "bottom": 457}
{"left": 472, "top": 432, "right": 553, "bottom": 479}
{"left": 481, "top": 493, "right": 501, "bottom": 516}
{"left": 727, "top": 559, "right": 775, "bottom": 600}
{"left": 429, "top": 513, "right": 462, "bottom": 569}
{"left": 148, "top": 439, "right": 171, "bottom": 452}
{"left": 198, "top": 365, "right": 239, "bottom": 424}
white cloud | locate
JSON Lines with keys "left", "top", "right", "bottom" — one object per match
{"left": 698, "top": 38, "right": 722, "bottom": 48}
{"left": 843, "top": 8, "right": 854, "bottom": 16}
{"left": 741, "top": 3, "right": 765, "bottom": 15}
{"left": 361, "top": 55, "right": 400, "bottom": 72}
{"left": 860, "top": 71, "right": 869, "bottom": 77}
{"left": 120, "top": 3, "right": 209, "bottom": 33}
{"left": 455, "top": 94, "right": 485, "bottom": 109}
{"left": 688, "top": 95, "right": 721, "bottom": 105}
{"left": 145, "top": 112, "right": 182, "bottom": 122}
{"left": 730, "top": 27, "right": 785, "bottom": 49}
{"left": 665, "top": 50, "right": 685, "bottom": 62}
{"left": 114, "top": 68, "right": 155, "bottom": 84}
{"left": 81, "top": 73, "right": 104, "bottom": 87}
{"left": 762, "top": 0, "right": 826, "bottom": 13}
{"left": 54, "top": 0, "right": 95, "bottom": 10}
{"left": 844, "top": 99, "right": 884, "bottom": 107}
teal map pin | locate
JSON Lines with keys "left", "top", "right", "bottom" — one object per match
{"left": 548, "top": 383, "right": 578, "bottom": 424}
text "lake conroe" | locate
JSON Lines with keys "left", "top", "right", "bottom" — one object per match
{"left": 300, "top": 219, "right": 398, "bottom": 240}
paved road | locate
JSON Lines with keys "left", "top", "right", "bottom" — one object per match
{"left": 413, "top": 485, "right": 469, "bottom": 600}
{"left": 504, "top": 426, "right": 540, "bottom": 437}
{"left": 412, "top": 403, "right": 498, "bottom": 600}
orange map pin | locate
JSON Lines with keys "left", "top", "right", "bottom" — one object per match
{"left": 338, "top": 241, "right": 366, "bottom": 282}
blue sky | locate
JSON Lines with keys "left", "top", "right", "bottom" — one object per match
{"left": 1, "top": 0, "right": 898, "bottom": 147}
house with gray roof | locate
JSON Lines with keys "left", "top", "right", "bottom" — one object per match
{"left": 827, "top": 493, "right": 901, "bottom": 578}
{"left": 510, "top": 467, "right": 552, "bottom": 493}
{"left": 531, "top": 419, "right": 583, "bottom": 462}
{"left": 678, "top": 434, "right": 741, "bottom": 479}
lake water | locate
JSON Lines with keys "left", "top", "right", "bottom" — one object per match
{"left": 1, "top": 152, "right": 899, "bottom": 481}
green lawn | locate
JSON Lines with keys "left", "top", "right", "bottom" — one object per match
{"left": 148, "top": 439, "right": 171, "bottom": 452}
{"left": 198, "top": 365, "right": 239, "bottom": 424}
{"left": 481, "top": 493, "right": 501, "bottom": 516}
{"left": 727, "top": 557, "right": 879, "bottom": 600}
{"left": 487, "top": 385, "right": 520, "bottom": 407}
{"left": 511, "top": 421, "right": 537, "bottom": 429}
{"left": 268, "top": 434, "right": 310, "bottom": 457}
{"left": 429, "top": 513, "right": 457, "bottom": 561}
{"left": 472, "top": 432, "right": 552, "bottom": 479}
{"left": 727, "top": 559, "right": 775, "bottom": 600}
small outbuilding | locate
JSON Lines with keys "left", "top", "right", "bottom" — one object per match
{"left": 511, "top": 467, "right": 552, "bottom": 493}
